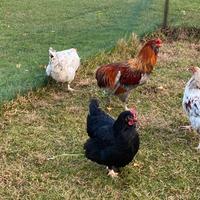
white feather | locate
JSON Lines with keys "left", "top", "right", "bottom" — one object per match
{"left": 46, "top": 48, "right": 80, "bottom": 83}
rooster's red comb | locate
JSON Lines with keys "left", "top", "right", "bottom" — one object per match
{"left": 145, "top": 38, "right": 162, "bottom": 47}
{"left": 155, "top": 38, "right": 162, "bottom": 44}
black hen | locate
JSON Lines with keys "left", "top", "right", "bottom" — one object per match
{"left": 84, "top": 99, "right": 140, "bottom": 177}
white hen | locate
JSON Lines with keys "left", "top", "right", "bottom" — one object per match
{"left": 46, "top": 47, "right": 80, "bottom": 91}
{"left": 182, "top": 66, "right": 200, "bottom": 150}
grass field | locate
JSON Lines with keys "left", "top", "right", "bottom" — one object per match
{"left": 0, "top": 32, "right": 200, "bottom": 199}
{"left": 0, "top": 0, "right": 200, "bottom": 103}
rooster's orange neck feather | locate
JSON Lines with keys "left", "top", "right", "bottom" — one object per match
{"left": 128, "top": 45, "right": 157, "bottom": 74}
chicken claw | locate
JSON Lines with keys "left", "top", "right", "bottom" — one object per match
{"left": 106, "top": 107, "right": 112, "bottom": 112}
{"left": 196, "top": 138, "right": 200, "bottom": 151}
{"left": 196, "top": 143, "right": 200, "bottom": 151}
{"left": 107, "top": 169, "right": 118, "bottom": 178}
{"left": 179, "top": 125, "right": 192, "bottom": 131}
{"left": 67, "top": 84, "right": 76, "bottom": 92}
{"left": 133, "top": 162, "right": 142, "bottom": 168}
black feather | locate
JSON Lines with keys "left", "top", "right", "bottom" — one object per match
{"left": 84, "top": 99, "right": 140, "bottom": 172}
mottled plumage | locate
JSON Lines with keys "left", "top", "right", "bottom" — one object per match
{"left": 182, "top": 66, "right": 200, "bottom": 150}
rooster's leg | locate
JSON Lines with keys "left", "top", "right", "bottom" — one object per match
{"left": 119, "top": 93, "right": 130, "bottom": 110}
{"left": 106, "top": 94, "right": 112, "bottom": 111}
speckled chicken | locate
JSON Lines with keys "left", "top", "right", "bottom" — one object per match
{"left": 182, "top": 66, "right": 200, "bottom": 150}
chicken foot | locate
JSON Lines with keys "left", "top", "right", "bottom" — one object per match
{"left": 196, "top": 136, "right": 200, "bottom": 150}
{"left": 107, "top": 169, "right": 118, "bottom": 178}
{"left": 104, "top": 93, "right": 112, "bottom": 111}
{"left": 106, "top": 166, "right": 119, "bottom": 178}
{"left": 179, "top": 125, "right": 193, "bottom": 131}
{"left": 196, "top": 143, "right": 200, "bottom": 150}
{"left": 67, "top": 83, "right": 75, "bottom": 92}
{"left": 118, "top": 92, "right": 131, "bottom": 110}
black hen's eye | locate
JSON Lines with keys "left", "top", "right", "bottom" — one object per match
{"left": 126, "top": 115, "right": 132, "bottom": 122}
{"left": 50, "top": 55, "right": 54, "bottom": 58}
{"left": 125, "top": 116, "right": 129, "bottom": 122}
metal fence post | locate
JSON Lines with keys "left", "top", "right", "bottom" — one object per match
{"left": 163, "top": 0, "right": 169, "bottom": 29}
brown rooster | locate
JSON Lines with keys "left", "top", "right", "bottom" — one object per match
{"left": 96, "top": 39, "right": 162, "bottom": 110}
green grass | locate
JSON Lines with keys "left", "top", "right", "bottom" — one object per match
{"left": 0, "top": 33, "right": 200, "bottom": 199}
{"left": 169, "top": 0, "right": 200, "bottom": 28}
{"left": 0, "top": 0, "right": 200, "bottom": 103}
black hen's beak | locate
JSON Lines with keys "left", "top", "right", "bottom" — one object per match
{"left": 128, "top": 116, "right": 137, "bottom": 126}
